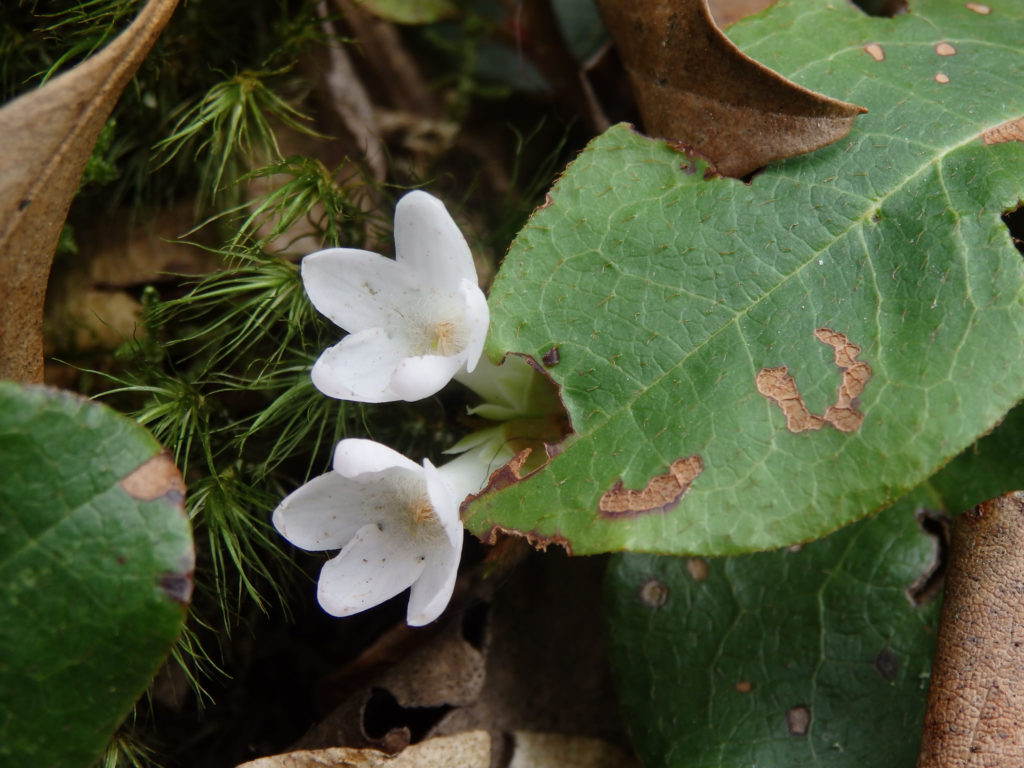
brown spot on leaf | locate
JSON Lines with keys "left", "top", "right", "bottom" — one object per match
{"left": 463, "top": 450, "right": 534, "bottom": 516}
{"left": 541, "top": 346, "right": 560, "bottom": 367}
{"left": 966, "top": 1, "right": 991, "bottom": 13}
{"left": 686, "top": 557, "right": 709, "bottom": 582}
{"left": 982, "top": 117, "right": 1024, "bottom": 145}
{"left": 598, "top": 455, "right": 703, "bottom": 519}
{"left": 863, "top": 43, "right": 886, "bottom": 62}
{"left": 934, "top": 73, "right": 951, "bottom": 84}
{"left": 814, "top": 328, "right": 871, "bottom": 433}
{"left": 639, "top": 578, "right": 670, "bottom": 608}
{"left": 874, "top": 647, "right": 901, "bottom": 681}
{"left": 935, "top": 42, "right": 957, "bottom": 56}
{"left": 736, "top": 680, "right": 753, "bottom": 693}
{"left": 478, "top": 524, "right": 573, "bottom": 554}
{"left": 120, "top": 451, "right": 186, "bottom": 503}
{"left": 787, "top": 706, "right": 811, "bottom": 736}
{"left": 757, "top": 328, "right": 871, "bottom": 434}
{"left": 159, "top": 571, "right": 194, "bottom": 605}
{"left": 755, "top": 367, "right": 826, "bottom": 433}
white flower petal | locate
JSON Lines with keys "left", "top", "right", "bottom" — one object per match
{"left": 422, "top": 458, "right": 465, "bottom": 547}
{"left": 406, "top": 539, "right": 460, "bottom": 626}
{"left": 457, "top": 279, "right": 489, "bottom": 373}
{"left": 316, "top": 523, "right": 427, "bottom": 617}
{"left": 311, "top": 328, "right": 407, "bottom": 402}
{"left": 394, "top": 191, "right": 477, "bottom": 288}
{"left": 389, "top": 355, "right": 464, "bottom": 402}
{"left": 454, "top": 354, "right": 536, "bottom": 416}
{"left": 272, "top": 472, "right": 382, "bottom": 551}
{"left": 435, "top": 448, "right": 499, "bottom": 502}
{"left": 333, "top": 438, "right": 420, "bottom": 478}
{"left": 301, "top": 248, "right": 421, "bottom": 334}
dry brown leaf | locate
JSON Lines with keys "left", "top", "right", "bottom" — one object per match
{"left": 335, "top": 0, "right": 441, "bottom": 118}
{"left": 313, "top": 2, "right": 386, "bottom": 181}
{"left": 0, "top": 0, "right": 178, "bottom": 382}
{"left": 431, "top": 554, "right": 631, "bottom": 754}
{"left": 237, "top": 730, "right": 634, "bottom": 768}
{"left": 296, "top": 614, "right": 488, "bottom": 754}
{"left": 237, "top": 731, "right": 491, "bottom": 768}
{"left": 508, "top": 732, "right": 640, "bottom": 768}
{"left": 594, "top": 0, "right": 865, "bottom": 177}
{"left": 291, "top": 551, "right": 633, "bottom": 768}
{"left": 918, "top": 491, "right": 1024, "bottom": 767}
{"left": 497, "top": 0, "right": 609, "bottom": 134}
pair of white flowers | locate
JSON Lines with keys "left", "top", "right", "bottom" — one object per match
{"left": 273, "top": 191, "right": 491, "bottom": 626}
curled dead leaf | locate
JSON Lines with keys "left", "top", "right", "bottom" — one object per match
{"left": 236, "top": 730, "right": 636, "bottom": 768}
{"left": 0, "top": 0, "right": 179, "bottom": 382}
{"left": 236, "top": 731, "right": 491, "bottom": 768}
{"left": 594, "top": 0, "right": 865, "bottom": 177}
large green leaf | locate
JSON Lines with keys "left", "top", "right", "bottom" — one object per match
{"left": 605, "top": 490, "right": 942, "bottom": 768}
{"left": 927, "top": 400, "right": 1024, "bottom": 515}
{"left": 466, "top": 0, "right": 1024, "bottom": 555}
{"left": 0, "top": 383, "right": 193, "bottom": 768}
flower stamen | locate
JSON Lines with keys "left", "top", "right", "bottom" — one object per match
{"left": 432, "top": 320, "right": 458, "bottom": 355}
{"left": 411, "top": 497, "right": 437, "bottom": 525}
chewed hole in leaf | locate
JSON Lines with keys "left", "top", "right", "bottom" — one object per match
{"left": 786, "top": 706, "right": 811, "bottom": 736}
{"left": 1002, "top": 202, "right": 1024, "bottom": 258}
{"left": 740, "top": 166, "right": 767, "bottom": 185}
{"left": 906, "top": 509, "right": 949, "bottom": 607}
{"left": 851, "top": 0, "right": 907, "bottom": 17}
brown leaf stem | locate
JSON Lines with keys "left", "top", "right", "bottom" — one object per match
{"left": 918, "top": 491, "right": 1024, "bottom": 767}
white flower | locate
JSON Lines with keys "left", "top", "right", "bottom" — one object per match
{"left": 302, "top": 190, "right": 489, "bottom": 403}
{"left": 454, "top": 354, "right": 544, "bottom": 421}
{"left": 272, "top": 438, "right": 467, "bottom": 626}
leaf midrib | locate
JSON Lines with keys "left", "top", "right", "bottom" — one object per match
{"left": 531, "top": 124, "right": 1003, "bottom": 474}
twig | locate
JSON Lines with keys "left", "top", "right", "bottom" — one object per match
{"left": 918, "top": 491, "right": 1024, "bottom": 767}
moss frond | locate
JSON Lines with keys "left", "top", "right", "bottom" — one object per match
{"left": 155, "top": 69, "right": 324, "bottom": 205}
{"left": 101, "top": 369, "right": 212, "bottom": 477}
{"left": 188, "top": 469, "right": 289, "bottom": 621}
{"left": 229, "top": 365, "right": 349, "bottom": 481}
{"left": 97, "top": 726, "right": 157, "bottom": 768}
{"left": 150, "top": 252, "right": 314, "bottom": 373}
{"left": 222, "top": 156, "right": 380, "bottom": 250}
{"left": 36, "top": 0, "right": 140, "bottom": 82}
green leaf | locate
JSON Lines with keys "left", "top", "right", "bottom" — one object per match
{"left": 352, "top": 0, "right": 459, "bottom": 24}
{"left": 928, "top": 400, "right": 1024, "bottom": 515}
{"left": 605, "top": 489, "right": 942, "bottom": 768}
{"left": 0, "top": 383, "right": 193, "bottom": 768}
{"left": 466, "top": 0, "right": 1024, "bottom": 555}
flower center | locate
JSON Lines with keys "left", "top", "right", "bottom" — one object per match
{"left": 410, "top": 496, "right": 438, "bottom": 526}
{"left": 431, "top": 320, "right": 458, "bottom": 355}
